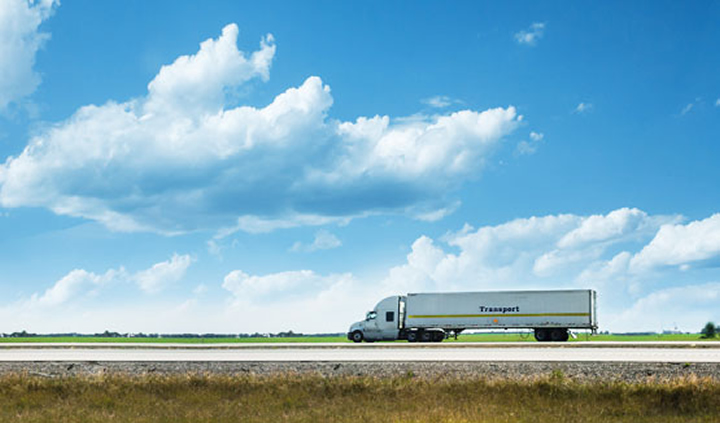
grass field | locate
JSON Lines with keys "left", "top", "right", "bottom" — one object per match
{"left": 1, "top": 372, "right": 719, "bottom": 422}
{"left": 0, "top": 333, "right": 715, "bottom": 343}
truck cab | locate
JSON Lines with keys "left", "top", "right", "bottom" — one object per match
{"left": 347, "top": 296, "right": 402, "bottom": 342}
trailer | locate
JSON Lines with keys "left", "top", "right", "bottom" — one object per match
{"left": 347, "top": 289, "right": 597, "bottom": 342}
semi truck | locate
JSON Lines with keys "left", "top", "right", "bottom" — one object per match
{"left": 347, "top": 289, "right": 597, "bottom": 342}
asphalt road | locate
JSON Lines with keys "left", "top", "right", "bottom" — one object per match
{"left": 2, "top": 342, "right": 720, "bottom": 363}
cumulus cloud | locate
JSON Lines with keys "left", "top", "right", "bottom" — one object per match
{"left": 514, "top": 22, "right": 545, "bottom": 46}
{"left": 630, "top": 214, "right": 720, "bottom": 272}
{"left": 557, "top": 208, "right": 662, "bottom": 249}
{"left": 0, "top": 0, "right": 57, "bottom": 110}
{"left": 28, "top": 253, "right": 192, "bottom": 307}
{"left": 0, "top": 24, "right": 522, "bottom": 234}
{"left": 133, "top": 253, "right": 193, "bottom": 294}
{"left": 290, "top": 229, "right": 342, "bottom": 253}
{"left": 32, "top": 268, "right": 123, "bottom": 307}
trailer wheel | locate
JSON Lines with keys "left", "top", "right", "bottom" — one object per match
{"left": 351, "top": 331, "right": 364, "bottom": 343}
{"left": 550, "top": 328, "right": 568, "bottom": 342}
{"left": 432, "top": 331, "right": 445, "bottom": 342}
{"left": 407, "top": 331, "right": 418, "bottom": 343}
{"left": 534, "top": 329, "right": 549, "bottom": 342}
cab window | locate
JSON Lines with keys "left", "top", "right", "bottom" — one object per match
{"left": 386, "top": 311, "right": 394, "bottom": 322}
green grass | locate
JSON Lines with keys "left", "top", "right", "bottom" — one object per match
{"left": 0, "top": 333, "right": 714, "bottom": 344}
{"left": 1, "top": 372, "right": 719, "bottom": 422}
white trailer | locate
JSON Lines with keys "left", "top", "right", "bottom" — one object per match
{"left": 347, "top": 289, "right": 597, "bottom": 342}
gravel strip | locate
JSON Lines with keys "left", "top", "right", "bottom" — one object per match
{"left": 2, "top": 361, "right": 720, "bottom": 382}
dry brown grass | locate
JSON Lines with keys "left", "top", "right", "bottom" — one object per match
{"left": 1, "top": 371, "right": 719, "bottom": 422}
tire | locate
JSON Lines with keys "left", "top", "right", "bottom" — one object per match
{"left": 534, "top": 328, "right": 549, "bottom": 342}
{"left": 407, "top": 331, "right": 418, "bottom": 343}
{"left": 351, "top": 331, "right": 363, "bottom": 343}
{"left": 432, "top": 331, "right": 445, "bottom": 342}
{"left": 550, "top": 328, "right": 568, "bottom": 342}
{"left": 420, "top": 331, "right": 432, "bottom": 343}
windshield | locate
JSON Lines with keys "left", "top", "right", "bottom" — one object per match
{"left": 365, "top": 311, "right": 377, "bottom": 320}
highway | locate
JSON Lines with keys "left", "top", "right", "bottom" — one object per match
{"left": 2, "top": 342, "right": 720, "bottom": 363}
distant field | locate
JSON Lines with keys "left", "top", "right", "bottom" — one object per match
{"left": 1, "top": 373, "right": 719, "bottom": 422}
{"left": 0, "top": 336, "right": 344, "bottom": 344}
{"left": 0, "top": 333, "right": 714, "bottom": 343}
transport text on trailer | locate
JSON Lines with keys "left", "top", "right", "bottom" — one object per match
{"left": 347, "top": 289, "right": 598, "bottom": 343}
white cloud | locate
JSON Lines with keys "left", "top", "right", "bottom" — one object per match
{"left": 515, "top": 140, "right": 537, "bottom": 156}
{"left": 577, "top": 251, "right": 633, "bottom": 290}
{"left": 207, "top": 239, "right": 222, "bottom": 257}
{"left": 630, "top": 214, "right": 720, "bottom": 272}
{"left": 422, "top": 95, "right": 460, "bottom": 108}
{"left": 574, "top": 102, "right": 593, "bottom": 113}
{"left": 220, "top": 214, "right": 351, "bottom": 236}
{"left": 681, "top": 102, "right": 694, "bottom": 115}
{"left": 514, "top": 22, "right": 545, "bottom": 46}
{"left": 557, "top": 208, "right": 661, "bottom": 249}
{"left": 222, "top": 269, "right": 352, "bottom": 303}
{"left": 32, "top": 268, "right": 124, "bottom": 307}
{"left": 28, "top": 253, "right": 193, "bottom": 307}
{"left": 413, "top": 201, "right": 461, "bottom": 222}
{"left": 145, "top": 25, "right": 274, "bottom": 117}
{"left": 0, "top": 0, "right": 57, "bottom": 110}
{"left": 133, "top": 253, "right": 193, "bottom": 294}
{"left": 291, "top": 229, "right": 342, "bottom": 253}
{"left": 529, "top": 131, "right": 543, "bottom": 142}
{"left": 0, "top": 24, "right": 522, "bottom": 235}
{"left": 515, "top": 131, "right": 544, "bottom": 156}
{"left": 715, "top": 98, "right": 720, "bottom": 107}
{"left": 607, "top": 283, "right": 720, "bottom": 332}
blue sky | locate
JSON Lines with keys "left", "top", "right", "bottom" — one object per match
{"left": 1, "top": 1, "right": 719, "bottom": 333}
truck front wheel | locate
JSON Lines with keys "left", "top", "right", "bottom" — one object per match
{"left": 351, "top": 331, "right": 364, "bottom": 343}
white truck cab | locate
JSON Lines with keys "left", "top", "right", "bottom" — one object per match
{"left": 347, "top": 295, "right": 403, "bottom": 342}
